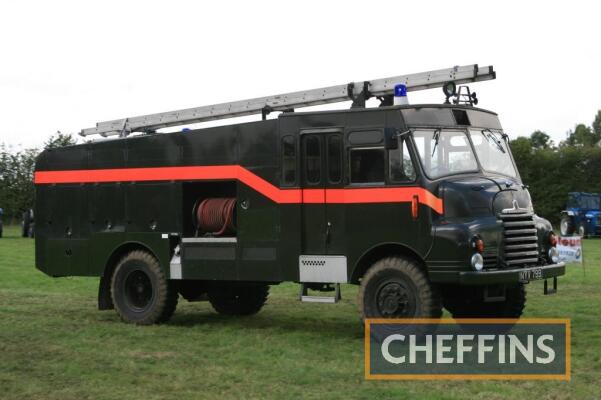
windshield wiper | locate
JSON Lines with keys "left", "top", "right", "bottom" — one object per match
{"left": 431, "top": 128, "right": 441, "bottom": 156}
{"left": 481, "top": 129, "right": 506, "bottom": 154}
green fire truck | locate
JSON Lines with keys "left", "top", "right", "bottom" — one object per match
{"left": 34, "top": 65, "right": 565, "bottom": 325}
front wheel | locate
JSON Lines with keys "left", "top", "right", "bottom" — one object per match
{"left": 358, "top": 257, "right": 442, "bottom": 320}
{"left": 111, "top": 250, "right": 178, "bottom": 325}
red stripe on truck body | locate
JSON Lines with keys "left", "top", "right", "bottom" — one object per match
{"left": 34, "top": 165, "right": 443, "bottom": 214}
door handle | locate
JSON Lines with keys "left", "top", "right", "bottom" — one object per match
{"left": 326, "top": 221, "right": 332, "bottom": 243}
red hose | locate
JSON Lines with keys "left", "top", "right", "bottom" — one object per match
{"left": 195, "top": 198, "right": 236, "bottom": 236}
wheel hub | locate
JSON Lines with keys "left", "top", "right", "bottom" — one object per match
{"left": 377, "top": 282, "right": 412, "bottom": 317}
{"left": 124, "top": 270, "right": 153, "bottom": 311}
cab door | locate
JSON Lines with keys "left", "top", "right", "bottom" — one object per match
{"left": 301, "top": 133, "right": 326, "bottom": 254}
{"left": 343, "top": 132, "right": 428, "bottom": 260}
{"left": 300, "top": 130, "right": 345, "bottom": 255}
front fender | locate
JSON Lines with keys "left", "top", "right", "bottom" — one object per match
{"left": 427, "top": 216, "right": 503, "bottom": 271}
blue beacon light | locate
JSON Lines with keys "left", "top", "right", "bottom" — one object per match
{"left": 394, "top": 84, "right": 409, "bottom": 105}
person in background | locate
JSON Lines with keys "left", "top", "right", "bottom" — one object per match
{"left": 22, "top": 209, "right": 34, "bottom": 238}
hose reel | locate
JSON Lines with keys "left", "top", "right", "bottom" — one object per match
{"left": 194, "top": 197, "right": 237, "bottom": 236}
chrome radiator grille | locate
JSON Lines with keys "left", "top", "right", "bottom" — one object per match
{"left": 500, "top": 212, "right": 539, "bottom": 267}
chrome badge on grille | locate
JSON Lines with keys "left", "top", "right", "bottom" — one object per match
{"left": 502, "top": 199, "right": 530, "bottom": 215}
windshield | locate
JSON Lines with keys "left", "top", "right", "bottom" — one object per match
{"left": 469, "top": 129, "right": 517, "bottom": 178}
{"left": 412, "top": 129, "right": 478, "bottom": 179}
{"left": 412, "top": 128, "right": 518, "bottom": 179}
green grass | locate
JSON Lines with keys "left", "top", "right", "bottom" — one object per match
{"left": 0, "top": 225, "right": 600, "bottom": 400}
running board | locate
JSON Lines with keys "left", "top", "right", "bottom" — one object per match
{"left": 299, "top": 283, "right": 342, "bottom": 304}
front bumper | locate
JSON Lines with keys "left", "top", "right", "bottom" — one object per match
{"left": 430, "top": 262, "right": 566, "bottom": 285}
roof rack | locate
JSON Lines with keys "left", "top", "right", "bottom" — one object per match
{"left": 80, "top": 64, "right": 495, "bottom": 138}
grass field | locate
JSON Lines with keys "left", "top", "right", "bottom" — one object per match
{"left": 0, "top": 225, "right": 599, "bottom": 399}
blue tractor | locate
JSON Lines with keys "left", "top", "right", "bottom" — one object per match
{"left": 560, "top": 192, "right": 601, "bottom": 237}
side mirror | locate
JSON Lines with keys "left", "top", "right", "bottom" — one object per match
{"left": 384, "top": 128, "right": 399, "bottom": 150}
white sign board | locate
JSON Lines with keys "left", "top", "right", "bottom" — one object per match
{"left": 557, "top": 236, "right": 583, "bottom": 264}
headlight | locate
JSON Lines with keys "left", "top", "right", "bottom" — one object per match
{"left": 548, "top": 247, "right": 559, "bottom": 263}
{"left": 471, "top": 253, "right": 484, "bottom": 271}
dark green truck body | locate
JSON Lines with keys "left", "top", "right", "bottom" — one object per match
{"left": 34, "top": 104, "right": 565, "bottom": 292}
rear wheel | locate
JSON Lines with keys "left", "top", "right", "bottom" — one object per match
{"left": 560, "top": 216, "right": 574, "bottom": 236}
{"left": 111, "top": 250, "right": 178, "bottom": 325}
{"left": 358, "top": 257, "right": 442, "bottom": 320}
{"left": 443, "top": 284, "right": 526, "bottom": 318}
{"left": 208, "top": 283, "right": 269, "bottom": 316}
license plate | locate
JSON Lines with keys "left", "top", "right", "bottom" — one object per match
{"left": 519, "top": 267, "right": 543, "bottom": 282}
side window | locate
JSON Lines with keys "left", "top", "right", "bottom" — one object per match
{"left": 389, "top": 138, "right": 416, "bottom": 182}
{"left": 305, "top": 135, "right": 321, "bottom": 184}
{"left": 350, "top": 148, "right": 385, "bottom": 184}
{"left": 327, "top": 135, "right": 342, "bottom": 183}
{"left": 281, "top": 135, "right": 296, "bottom": 186}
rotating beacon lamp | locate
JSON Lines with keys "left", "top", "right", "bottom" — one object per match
{"left": 393, "top": 84, "right": 409, "bottom": 105}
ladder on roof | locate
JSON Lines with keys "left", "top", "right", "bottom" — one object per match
{"left": 80, "top": 64, "right": 495, "bottom": 138}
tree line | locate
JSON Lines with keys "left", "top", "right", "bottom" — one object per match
{"left": 0, "top": 132, "right": 76, "bottom": 223}
{"left": 509, "top": 110, "right": 601, "bottom": 223}
{"left": 0, "top": 110, "right": 600, "bottom": 225}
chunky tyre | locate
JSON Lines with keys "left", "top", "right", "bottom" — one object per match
{"left": 358, "top": 257, "right": 442, "bottom": 320}
{"left": 560, "top": 216, "right": 574, "bottom": 236}
{"left": 208, "top": 283, "right": 269, "bottom": 316}
{"left": 110, "top": 250, "right": 178, "bottom": 325}
{"left": 443, "top": 284, "right": 526, "bottom": 318}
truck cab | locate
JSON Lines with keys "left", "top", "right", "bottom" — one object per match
{"left": 388, "top": 106, "right": 564, "bottom": 317}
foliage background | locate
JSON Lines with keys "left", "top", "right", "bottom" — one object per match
{"left": 0, "top": 132, "right": 76, "bottom": 223}
{"left": 0, "top": 111, "right": 600, "bottom": 224}
{"left": 509, "top": 110, "right": 601, "bottom": 223}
